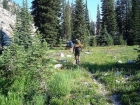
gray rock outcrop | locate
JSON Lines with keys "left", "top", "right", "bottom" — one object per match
{"left": 0, "top": 7, "right": 16, "bottom": 38}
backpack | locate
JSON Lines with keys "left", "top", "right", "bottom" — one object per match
{"left": 69, "top": 41, "right": 74, "bottom": 48}
{"left": 75, "top": 39, "right": 83, "bottom": 48}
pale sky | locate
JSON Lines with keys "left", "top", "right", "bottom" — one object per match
{"left": 13, "top": 0, "right": 101, "bottom": 22}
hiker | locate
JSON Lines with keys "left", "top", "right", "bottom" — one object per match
{"left": 73, "top": 39, "right": 83, "bottom": 64}
{"left": 68, "top": 40, "right": 74, "bottom": 53}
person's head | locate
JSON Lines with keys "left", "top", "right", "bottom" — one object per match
{"left": 75, "top": 39, "right": 79, "bottom": 44}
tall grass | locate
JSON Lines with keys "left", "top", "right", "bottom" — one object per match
{"left": 48, "top": 72, "right": 72, "bottom": 96}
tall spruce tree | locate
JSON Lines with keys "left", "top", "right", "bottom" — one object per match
{"left": 115, "top": 0, "right": 125, "bottom": 35}
{"left": 84, "top": 0, "right": 91, "bottom": 46}
{"left": 85, "top": 0, "right": 90, "bottom": 31}
{"left": 128, "top": 0, "right": 140, "bottom": 45}
{"left": 62, "top": 1, "right": 72, "bottom": 40}
{"left": 96, "top": 4, "right": 101, "bottom": 35}
{"left": 101, "top": 0, "right": 117, "bottom": 37}
{"left": 31, "top": 0, "right": 61, "bottom": 46}
{"left": 70, "top": 1, "right": 75, "bottom": 40}
{"left": 13, "top": 9, "right": 21, "bottom": 44}
{"left": 71, "top": 0, "right": 88, "bottom": 46}
{"left": 115, "top": 0, "right": 132, "bottom": 42}
{"left": 97, "top": 25, "right": 108, "bottom": 46}
{"left": 89, "top": 21, "right": 95, "bottom": 36}
{"left": 14, "top": 0, "right": 32, "bottom": 49}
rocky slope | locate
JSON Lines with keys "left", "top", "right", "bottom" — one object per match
{"left": 0, "top": 7, "right": 16, "bottom": 38}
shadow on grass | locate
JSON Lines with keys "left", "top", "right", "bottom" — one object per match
{"left": 64, "top": 60, "right": 139, "bottom": 75}
{"left": 81, "top": 62, "right": 139, "bottom": 73}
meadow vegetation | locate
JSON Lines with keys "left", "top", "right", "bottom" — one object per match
{"left": 0, "top": 44, "right": 140, "bottom": 105}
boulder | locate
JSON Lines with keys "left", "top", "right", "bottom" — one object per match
{"left": 54, "top": 64, "right": 63, "bottom": 69}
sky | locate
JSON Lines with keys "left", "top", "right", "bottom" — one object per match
{"left": 13, "top": 0, "right": 101, "bottom": 22}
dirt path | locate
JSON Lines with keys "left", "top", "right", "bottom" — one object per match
{"left": 92, "top": 77, "right": 121, "bottom": 105}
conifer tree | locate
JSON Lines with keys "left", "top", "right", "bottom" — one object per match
{"left": 71, "top": 0, "right": 88, "bottom": 46}
{"left": 115, "top": 0, "right": 132, "bottom": 42}
{"left": 96, "top": 4, "right": 101, "bottom": 35}
{"left": 85, "top": 0, "right": 90, "bottom": 31}
{"left": 84, "top": 0, "right": 91, "bottom": 46}
{"left": 128, "top": 0, "right": 140, "bottom": 45}
{"left": 31, "top": 0, "right": 61, "bottom": 46}
{"left": 62, "top": 1, "right": 72, "bottom": 40}
{"left": 115, "top": 0, "right": 124, "bottom": 35}
{"left": 70, "top": 1, "right": 75, "bottom": 40}
{"left": 13, "top": 9, "right": 21, "bottom": 44}
{"left": 15, "top": 0, "right": 32, "bottom": 49}
{"left": 98, "top": 25, "right": 111, "bottom": 46}
{"left": 89, "top": 21, "right": 95, "bottom": 36}
{"left": 101, "top": 0, "right": 117, "bottom": 37}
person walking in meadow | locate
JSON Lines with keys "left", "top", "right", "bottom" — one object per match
{"left": 73, "top": 39, "right": 83, "bottom": 64}
{"left": 69, "top": 40, "right": 74, "bottom": 53}
{"left": 66, "top": 40, "right": 74, "bottom": 53}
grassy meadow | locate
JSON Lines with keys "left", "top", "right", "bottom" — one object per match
{"left": 0, "top": 45, "right": 140, "bottom": 105}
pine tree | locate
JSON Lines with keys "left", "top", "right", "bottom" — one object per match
{"left": 84, "top": 0, "right": 91, "bottom": 47}
{"left": 132, "top": 0, "right": 140, "bottom": 44}
{"left": 13, "top": 9, "right": 21, "bottom": 44}
{"left": 14, "top": 0, "right": 32, "bottom": 49}
{"left": 96, "top": 4, "right": 101, "bottom": 35}
{"left": 125, "top": 0, "right": 132, "bottom": 42}
{"left": 71, "top": 1, "right": 75, "bottom": 40}
{"left": 128, "top": 0, "right": 140, "bottom": 45}
{"left": 98, "top": 25, "right": 110, "bottom": 46}
{"left": 85, "top": 0, "right": 90, "bottom": 31}
{"left": 101, "top": 0, "right": 117, "bottom": 37}
{"left": 20, "top": 0, "right": 32, "bottom": 48}
{"left": 115, "top": 0, "right": 124, "bottom": 35}
{"left": 115, "top": 0, "right": 132, "bottom": 43}
{"left": 89, "top": 21, "right": 95, "bottom": 36}
{"left": 71, "top": 0, "right": 88, "bottom": 46}
{"left": 62, "top": 1, "right": 72, "bottom": 40}
{"left": 31, "top": 0, "right": 61, "bottom": 46}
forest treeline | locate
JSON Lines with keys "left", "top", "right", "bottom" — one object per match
{"left": 0, "top": 0, "right": 140, "bottom": 47}
{"left": 31, "top": 0, "right": 140, "bottom": 47}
